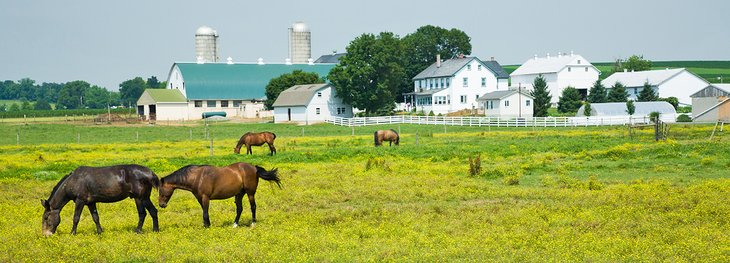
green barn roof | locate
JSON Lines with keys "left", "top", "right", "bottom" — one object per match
{"left": 174, "top": 62, "right": 336, "bottom": 100}
{"left": 136, "top": 89, "right": 187, "bottom": 105}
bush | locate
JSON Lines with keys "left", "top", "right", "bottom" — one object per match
{"left": 649, "top": 111, "right": 661, "bottom": 123}
{"left": 468, "top": 154, "right": 481, "bottom": 176}
{"left": 676, "top": 114, "right": 692, "bottom": 122}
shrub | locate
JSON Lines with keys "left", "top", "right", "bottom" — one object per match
{"left": 676, "top": 114, "right": 691, "bottom": 122}
{"left": 468, "top": 154, "right": 481, "bottom": 176}
{"left": 428, "top": 111, "right": 435, "bottom": 116}
{"left": 649, "top": 111, "right": 661, "bottom": 123}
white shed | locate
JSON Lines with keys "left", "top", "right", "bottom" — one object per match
{"left": 477, "top": 89, "right": 534, "bottom": 118}
{"left": 272, "top": 84, "right": 353, "bottom": 124}
{"left": 136, "top": 89, "right": 189, "bottom": 121}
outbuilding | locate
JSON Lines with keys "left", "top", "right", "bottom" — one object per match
{"left": 136, "top": 89, "right": 188, "bottom": 121}
{"left": 477, "top": 88, "right": 534, "bottom": 118}
{"left": 576, "top": 101, "right": 677, "bottom": 120}
{"left": 272, "top": 83, "right": 352, "bottom": 124}
{"left": 690, "top": 84, "right": 730, "bottom": 122}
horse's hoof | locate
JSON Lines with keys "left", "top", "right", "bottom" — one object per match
{"left": 134, "top": 229, "right": 142, "bottom": 234}
{"left": 233, "top": 223, "right": 238, "bottom": 228}
{"left": 250, "top": 222, "right": 256, "bottom": 228}
{"left": 153, "top": 228, "right": 160, "bottom": 232}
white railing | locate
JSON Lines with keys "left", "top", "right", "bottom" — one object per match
{"left": 326, "top": 115, "right": 679, "bottom": 127}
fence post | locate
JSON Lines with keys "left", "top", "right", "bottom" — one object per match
{"left": 352, "top": 126, "right": 354, "bottom": 136}
{"left": 209, "top": 135, "right": 214, "bottom": 156}
{"left": 16, "top": 128, "right": 19, "bottom": 145}
{"left": 136, "top": 131, "right": 139, "bottom": 142}
{"left": 415, "top": 131, "right": 419, "bottom": 146}
{"left": 301, "top": 127, "right": 304, "bottom": 137}
{"left": 190, "top": 129, "right": 193, "bottom": 140}
{"left": 77, "top": 132, "right": 80, "bottom": 144}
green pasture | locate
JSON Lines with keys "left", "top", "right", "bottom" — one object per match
{"left": 0, "top": 122, "right": 728, "bottom": 261}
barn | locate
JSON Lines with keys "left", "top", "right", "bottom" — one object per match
{"left": 272, "top": 83, "right": 352, "bottom": 124}
{"left": 137, "top": 61, "right": 336, "bottom": 121}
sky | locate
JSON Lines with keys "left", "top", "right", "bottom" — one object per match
{"left": 1, "top": 0, "right": 728, "bottom": 91}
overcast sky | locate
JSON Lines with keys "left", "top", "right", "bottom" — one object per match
{"left": 2, "top": 0, "right": 728, "bottom": 90}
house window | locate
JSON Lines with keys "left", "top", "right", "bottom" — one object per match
{"left": 568, "top": 67, "right": 572, "bottom": 72}
{"left": 481, "top": 78, "right": 486, "bottom": 87}
{"left": 526, "top": 100, "right": 531, "bottom": 106}
{"left": 233, "top": 100, "right": 242, "bottom": 107}
{"left": 435, "top": 96, "right": 447, "bottom": 105}
{"left": 463, "top": 77, "right": 468, "bottom": 87}
{"left": 317, "top": 92, "right": 322, "bottom": 97}
{"left": 504, "top": 100, "right": 510, "bottom": 107}
{"left": 578, "top": 60, "right": 582, "bottom": 64}
{"left": 194, "top": 100, "right": 202, "bottom": 107}
{"left": 585, "top": 67, "right": 588, "bottom": 72}
{"left": 207, "top": 100, "right": 216, "bottom": 107}
{"left": 419, "top": 80, "right": 422, "bottom": 88}
{"left": 476, "top": 94, "right": 480, "bottom": 100}
{"left": 467, "top": 65, "right": 472, "bottom": 71}
{"left": 430, "top": 79, "right": 433, "bottom": 88}
{"left": 440, "top": 78, "right": 444, "bottom": 88}
{"left": 478, "top": 65, "right": 482, "bottom": 71}
{"left": 436, "top": 79, "right": 439, "bottom": 88}
{"left": 446, "top": 79, "right": 450, "bottom": 88}
{"left": 460, "top": 95, "right": 467, "bottom": 103}
{"left": 221, "top": 101, "right": 229, "bottom": 107}
{"left": 316, "top": 108, "right": 321, "bottom": 115}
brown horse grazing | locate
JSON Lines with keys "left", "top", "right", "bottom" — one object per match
{"left": 158, "top": 163, "right": 281, "bottom": 228}
{"left": 374, "top": 129, "right": 400, "bottom": 146}
{"left": 41, "top": 165, "right": 160, "bottom": 236}
{"left": 234, "top": 132, "right": 277, "bottom": 156}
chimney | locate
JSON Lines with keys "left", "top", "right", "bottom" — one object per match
{"left": 547, "top": 53, "right": 550, "bottom": 58}
{"left": 570, "top": 50, "right": 574, "bottom": 56}
{"left": 436, "top": 54, "right": 441, "bottom": 68}
{"left": 307, "top": 58, "right": 314, "bottom": 65}
{"left": 534, "top": 54, "right": 538, "bottom": 60}
{"left": 490, "top": 56, "right": 495, "bottom": 61}
{"left": 285, "top": 58, "right": 292, "bottom": 65}
{"left": 558, "top": 52, "right": 562, "bottom": 58}
{"left": 257, "top": 57, "right": 265, "bottom": 65}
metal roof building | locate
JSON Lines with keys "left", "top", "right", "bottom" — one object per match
{"left": 576, "top": 101, "right": 676, "bottom": 117}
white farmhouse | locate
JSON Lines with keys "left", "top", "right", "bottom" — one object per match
{"left": 602, "top": 68, "right": 709, "bottom": 105}
{"left": 272, "top": 83, "right": 352, "bottom": 124}
{"left": 477, "top": 88, "right": 534, "bottom": 118}
{"left": 405, "top": 56, "right": 509, "bottom": 115}
{"left": 510, "top": 53, "right": 600, "bottom": 103}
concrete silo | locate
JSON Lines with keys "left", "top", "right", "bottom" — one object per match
{"left": 288, "top": 22, "right": 311, "bottom": 64}
{"left": 195, "top": 26, "right": 219, "bottom": 63}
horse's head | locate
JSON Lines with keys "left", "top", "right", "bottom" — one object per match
{"left": 233, "top": 147, "right": 241, "bottom": 154}
{"left": 157, "top": 178, "right": 175, "bottom": 208}
{"left": 40, "top": 199, "right": 60, "bottom": 236}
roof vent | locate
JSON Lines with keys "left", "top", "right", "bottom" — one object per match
{"left": 285, "top": 58, "right": 292, "bottom": 65}
{"left": 307, "top": 58, "right": 314, "bottom": 65}
{"left": 491, "top": 56, "right": 495, "bottom": 61}
{"left": 257, "top": 57, "right": 265, "bottom": 65}
{"left": 546, "top": 53, "right": 550, "bottom": 59}
{"left": 534, "top": 54, "right": 538, "bottom": 60}
{"left": 436, "top": 54, "right": 441, "bottom": 68}
{"left": 196, "top": 56, "right": 204, "bottom": 64}
{"left": 558, "top": 52, "right": 562, "bottom": 58}
{"left": 570, "top": 50, "right": 574, "bottom": 56}
{"left": 226, "top": 57, "right": 233, "bottom": 64}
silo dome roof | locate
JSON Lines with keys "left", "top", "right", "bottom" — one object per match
{"left": 292, "top": 22, "right": 309, "bottom": 32}
{"left": 196, "top": 26, "right": 217, "bottom": 36}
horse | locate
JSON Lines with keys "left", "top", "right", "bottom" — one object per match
{"left": 234, "top": 132, "right": 277, "bottom": 156}
{"left": 158, "top": 163, "right": 281, "bottom": 228}
{"left": 40, "top": 164, "right": 160, "bottom": 236}
{"left": 374, "top": 129, "right": 400, "bottom": 146}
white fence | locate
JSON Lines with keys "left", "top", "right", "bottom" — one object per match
{"left": 326, "top": 115, "right": 679, "bottom": 127}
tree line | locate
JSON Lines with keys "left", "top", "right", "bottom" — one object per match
{"left": 0, "top": 76, "right": 166, "bottom": 111}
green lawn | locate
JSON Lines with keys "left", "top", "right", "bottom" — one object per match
{"left": 0, "top": 122, "right": 728, "bottom": 261}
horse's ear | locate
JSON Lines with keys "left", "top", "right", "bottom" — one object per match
{"left": 41, "top": 199, "right": 49, "bottom": 208}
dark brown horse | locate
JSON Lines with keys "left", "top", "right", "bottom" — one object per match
{"left": 41, "top": 164, "right": 160, "bottom": 236}
{"left": 234, "top": 132, "right": 277, "bottom": 155}
{"left": 374, "top": 129, "right": 400, "bottom": 146}
{"left": 158, "top": 163, "right": 281, "bottom": 228}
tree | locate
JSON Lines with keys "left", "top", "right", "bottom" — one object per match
{"left": 529, "top": 75, "right": 552, "bottom": 117}
{"left": 8, "top": 103, "right": 20, "bottom": 111}
{"left": 17, "top": 78, "right": 37, "bottom": 101}
{"left": 57, "top": 80, "right": 90, "bottom": 109}
{"left": 660, "top": 97, "right": 679, "bottom": 109}
{"left": 83, "top": 85, "right": 113, "bottom": 109}
{"left": 623, "top": 55, "right": 652, "bottom": 72}
{"left": 328, "top": 32, "right": 406, "bottom": 115}
{"left": 146, "top": 76, "right": 164, "bottom": 89}
{"left": 400, "top": 25, "right": 472, "bottom": 102}
{"left": 637, "top": 81, "right": 659, "bottom": 101}
{"left": 1, "top": 80, "right": 19, "bottom": 100}
{"left": 587, "top": 79, "right": 607, "bottom": 103}
{"left": 626, "top": 100, "right": 636, "bottom": 115}
{"left": 20, "top": 100, "right": 33, "bottom": 110}
{"left": 0, "top": 104, "right": 6, "bottom": 111}
{"left": 583, "top": 102, "right": 592, "bottom": 116}
{"left": 119, "top": 77, "right": 146, "bottom": 106}
{"left": 34, "top": 99, "right": 52, "bottom": 110}
{"left": 607, "top": 82, "right": 629, "bottom": 102}
{"left": 557, "top": 86, "right": 583, "bottom": 113}
{"left": 265, "top": 70, "right": 323, "bottom": 109}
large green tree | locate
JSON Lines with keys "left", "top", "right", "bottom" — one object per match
{"left": 400, "top": 25, "right": 471, "bottom": 102}
{"left": 607, "top": 82, "right": 629, "bottom": 102}
{"left": 529, "top": 75, "right": 552, "bottom": 117}
{"left": 587, "top": 79, "right": 607, "bottom": 103}
{"left": 328, "top": 32, "right": 406, "bottom": 115}
{"left": 637, "top": 81, "right": 659, "bottom": 101}
{"left": 34, "top": 99, "right": 52, "bottom": 110}
{"left": 614, "top": 55, "right": 652, "bottom": 73}
{"left": 557, "top": 86, "right": 583, "bottom": 113}
{"left": 265, "top": 70, "right": 323, "bottom": 109}
{"left": 83, "top": 85, "right": 114, "bottom": 109}
{"left": 17, "top": 78, "right": 37, "bottom": 100}
{"left": 57, "top": 80, "right": 90, "bottom": 109}
{"left": 147, "top": 76, "right": 165, "bottom": 89}
{"left": 119, "top": 77, "right": 147, "bottom": 106}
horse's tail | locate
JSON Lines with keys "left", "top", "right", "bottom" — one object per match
{"left": 373, "top": 131, "right": 379, "bottom": 146}
{"left": 271, "top": 132, "right": 277, "bottom": 140}
{"left": 255, "top": 165, "right": 282, "bottom": 189}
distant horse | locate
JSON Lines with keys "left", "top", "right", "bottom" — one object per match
{"left": 234, "top": 132, "right": 277, "bottom": 156}
{"left": 41, "top": 165, "right": 160, "bottom": 236}
{"left": 374, "top": 129, "right": 400, "bottom": 146}
{"left": 158, "top": 163, "right": 281, "bottom": 228}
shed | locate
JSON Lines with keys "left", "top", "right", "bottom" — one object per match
{"left": 477, "top": 89, "right": 534, "bottom": 117}
{"left": 136, "top": 89, "right": 188, "bottom": 121}
{"left": 272, "top": 83, "right": 352, "bottom": 124}
{"left": 576, "top": 101, "right": 676, "bottom": 118}
{"left": 690, "top": 84, "right": 730, "bottom": 122}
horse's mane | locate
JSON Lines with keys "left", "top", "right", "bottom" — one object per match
{"left": 163, "top": 165, "right": 207, "bottom": 185}
{"left": 48, "top": 173, "right": 72, "bottom": 200}
{"left": 389, "top": 129, "right": 399, "bottom": 136}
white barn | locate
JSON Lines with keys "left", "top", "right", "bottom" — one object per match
{"left": 602, "top": 68, "right": 709, "bottom": 105}
{"left": 272, "top": 84, "right": 352, "bottom": 124}
{"left": 136, "top": 89, "right": 188, "bottom": 121}
{"left": 510, "top": 53, "right": 600, "bottom": 103}
{"left": 477, "top": 89, "right": 534, "bottom": 118}
{"left": 405, "top": 56, "right": 509, "bottom": 115}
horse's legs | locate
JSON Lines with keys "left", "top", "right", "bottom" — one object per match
{"left": 71, "top": 200, "right": 85, "bottom": 235}
{"left": 268, "top": 142, "right": 276, "bottom": 156}
{"left": 233, "top": 192, "right": 245, "bottom": 227}
{"left": 247, "top": 145, "right": 253, "bottom": 155}
{"left": 134, "top": 198, "right": 147, "bottom": 233}
{"left": 247, "top": 193, "right": 257, "bottom": 226}
{"left": 87, "top": 203, "right": 103, "bottom": 234}
{"left": 143, "top": 198, "right": 159, "bottom": 232}
{"left": 197, "top": 195, "right": 211, "bottom": 227}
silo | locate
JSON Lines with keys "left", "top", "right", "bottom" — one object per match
{"left": 288, "top": 22, "right": 311, "bottom": 64}
{"left": 195, "top": 26, "right": 219, "bottom": 63}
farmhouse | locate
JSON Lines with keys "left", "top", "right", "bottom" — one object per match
{"left": 690, "top": 84, "right": 730, "bottom": 122}
{"left": 576, "top": 101, "right": 677, "bottom": 120}
{"left": 405, "top": 56, "right": 509, "bottom": 115}
{"left": 510, "top": 52, "right": 600, "bottom": 103}
{"left": 136, "top": 61, "right": 335, "bottom": 121}
{"left": 602, "top": 68, "right": 708, "bottom": 105}
{"left": 477, "top": 88, "right": 534, "bottom": 118}
{"left": 272, "top": 83, "right": 352, "bottom": 124}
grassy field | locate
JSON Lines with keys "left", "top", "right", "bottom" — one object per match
{"left": 0, "top": 122, "right": 728, "bottom": 261}
{"left": 503, "top": 60, "right": 730, "bottom": 83}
